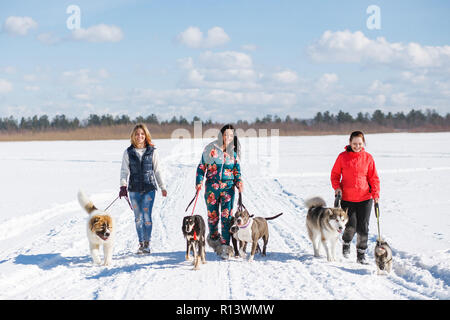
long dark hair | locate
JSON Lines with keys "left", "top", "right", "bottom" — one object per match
{"left": 218, "top": 124, "right": 241, "bottom": 159}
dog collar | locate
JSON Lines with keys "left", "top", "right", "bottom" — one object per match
{"left": 239, "top": 218, "right": 252, "bottom": 229}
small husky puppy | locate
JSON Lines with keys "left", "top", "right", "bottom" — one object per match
{"left": 374, "top": 239, "right": 393, "bottom": 275}
{"left": 306, "top": 197, "right": 348, "bottom": 262}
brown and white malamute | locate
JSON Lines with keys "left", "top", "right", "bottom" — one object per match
{"left": 78, "top": 190, "right": 114, "bottom": 266}
{"left": 306, "top": 197, "right": 348, "bottom": 262}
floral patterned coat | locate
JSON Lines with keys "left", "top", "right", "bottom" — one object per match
{"left": 196, "top": 139, "right": 242, "bottom": 189}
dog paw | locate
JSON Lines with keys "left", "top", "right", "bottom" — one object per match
{"left": 248, "top": 255, "right": 255, "bottom": 262}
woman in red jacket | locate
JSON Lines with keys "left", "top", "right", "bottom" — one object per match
{"left": 331, "top": 131, "right": 380, "bottom": 264}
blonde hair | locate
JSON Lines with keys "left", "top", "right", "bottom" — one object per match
{"left": 130, "top": 123, "right": 154, "bottom": 147}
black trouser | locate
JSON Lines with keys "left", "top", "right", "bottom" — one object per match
{"left": 341, "top": 199, "right": 373, "bottom": 251}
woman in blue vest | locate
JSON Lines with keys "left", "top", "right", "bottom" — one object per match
{"left": 119, "top": 123, "right": 167, "bottom": 254}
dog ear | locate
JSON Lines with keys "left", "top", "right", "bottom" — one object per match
{"left": 90, "top": 217, "right": 99, "bottom": 231}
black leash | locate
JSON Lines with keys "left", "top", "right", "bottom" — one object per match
{"left": 375, "top": 202, "right": 381, "bottom": 241}
{"left": 104, "top": 195, "right": 119, "bottom": 211}
{"left": 238, "top": 192, "right": 246, "bottom": 211}
{"left": 334, "top": 191, "right": 342, "bottom": 208}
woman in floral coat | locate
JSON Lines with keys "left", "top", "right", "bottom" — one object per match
{"left": 196, "top": 124, "right": 243, "bottom": 256}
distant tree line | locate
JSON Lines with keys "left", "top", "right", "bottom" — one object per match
{"left": 1, "top": 109, "right": 449, "bottom": 132}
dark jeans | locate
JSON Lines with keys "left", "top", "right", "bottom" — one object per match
{"left": 341, "top": 199, "right": 373, "bottom": 251}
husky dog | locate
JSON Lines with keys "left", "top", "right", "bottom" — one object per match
{"left": 78, "top": 190, "right": 114, "bottom": 266}
{"left": 305, "top": 197, "right": 348, "bottom": 262}
{"left": 182, "top": 215, "right": 207, "bottom": 270}
{"left": 207, "top": 235, "right": 234, "bottom": 260}
{"left": 374, "top": 239, "right": 393, "bottom": 275}
{"left": 230, "top": 208, "right": 283, "bottom": 261}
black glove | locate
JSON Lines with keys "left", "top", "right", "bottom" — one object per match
{"left": 119, "top": 186, "right": 128, "bottom": 199}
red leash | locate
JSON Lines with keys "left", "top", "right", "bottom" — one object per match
{"left": 191, "top": 190, "right": 200, "bottom": 216}
{"left": 185, "top": 189, "right": 200, "bottom": 216}
{"left": 185, "top": 190, "right": 200, "bottom": 240}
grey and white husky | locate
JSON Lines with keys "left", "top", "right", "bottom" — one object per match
{"left": 306, "top": 197, "right": 348, "bottom": 262}
{"left": 374, "top": 239, "right": 393, "bottom": 275}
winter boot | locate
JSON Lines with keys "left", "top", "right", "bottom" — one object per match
{"left": 342, "top": 242, "right": 351, "bottom": 259}
{"left": 137, "top": 242, "right": 145, "bottom": 254}
{"left": 357, "top": 249, "right": 369, "bottom": 265}
{"left": 143, "top": 241, "right": 151, "bottom": 254}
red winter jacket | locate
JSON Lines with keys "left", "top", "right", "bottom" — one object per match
{"left": 331, "top": 146, "right": 380, "bottom": 202}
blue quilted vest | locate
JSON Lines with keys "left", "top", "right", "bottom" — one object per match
{"left": 127, "top": 144, "right": 158, "bottom": 192}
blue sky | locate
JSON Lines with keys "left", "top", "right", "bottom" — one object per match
{"left": 0, "top": 0, "right": 449, "bottom": 122}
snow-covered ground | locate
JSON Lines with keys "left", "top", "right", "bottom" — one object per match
{"left": 0, "top": 132, "right": 449, "bottom": 300}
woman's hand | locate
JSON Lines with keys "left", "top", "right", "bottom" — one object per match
{"left": 195, "top": 184, "right": 202, "bottom": 192}
{"left": 162, "top": 189, "right": 168, "bottom": 197}
{"left": 119, "top": 186, "right": 128, "bottom": 198}
{"left": 374, "top": 197, "right": 379, "bottom": 204}
{"left": 335, "top": 188, "right": 342, "bottom": 196}
{"left": 237, "top": 181, "right": 244, "bottom": 193}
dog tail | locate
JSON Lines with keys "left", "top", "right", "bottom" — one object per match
{"left": 305, "top": 197, "right": 326, "bottom": 209}
{"left": 77, "top": 190, "right": 97, "bottom": 214}
{"left": 265, "top": 213, "right": 283, "bottom": 221}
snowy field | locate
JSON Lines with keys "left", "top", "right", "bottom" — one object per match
{"left": 0, "top": 132, "right": 449, "bottom": 300}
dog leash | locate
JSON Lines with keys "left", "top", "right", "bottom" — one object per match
{"left": 238, "top": 192, "right": 246, "bottom": 211}
{"left": 334, "top": 190, "right": 342, "bottom": 208}
{"left": 104, "top": 195, "right": 119, "bottom": 211}
{"left": 374, "top": 202, "right": 381, "bottom": 242}
{"left": 185, "top": 189, "right": 200, "bottom": 240}
{"left": 105, "top": 194, "right": 133, "bottom": 212}
{"left": 185, "top": 189, "right": 200, "bottom": 216}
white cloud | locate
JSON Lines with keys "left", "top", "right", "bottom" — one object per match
{"left": 71, "top": 24, "right": 124, "bottom": 43}
{"left": 308, "top": 30, "right": 450, "bottom": 69}
{"left": 25, "top": 85, "right": 40, "bottom": 92}
{"left": 316, "top": 73, "right": 339, "bottom": 90}
{"left": 37, "top": 32, "right": 60, "bottom": 45}
{"left": 61, "top": 68, "right": 109, "bottom": 87}
{"left": 23, "top": 74, "right": 37, "bottom": 82}
{"left": 1, "top": 66, "right": 16, "bottom": 74}
{"left": 0, "top": 79, "right": 13, "bottom": 94}
{"left": 204, "top": 27, "right": 230, "bottom": 48}
{"left": 368, "top": 80, "right": 392, "bottom": 94}
{"left": 241, "top": 44, "right": 257, "bottom": 51}
{"left": 177, "top": 26, "right": 230, "bottom": 48}
{"left": 178, "top": 51, "right": 259, "bottom": 90}
{"left": 3, "top": 16, "right": 37, "bottom": 36}
{"left": 199, "top": 51, "right": 253, "bottom": 69}
{"left": 273, "top": 70, "right": 299, "bottom": 83}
